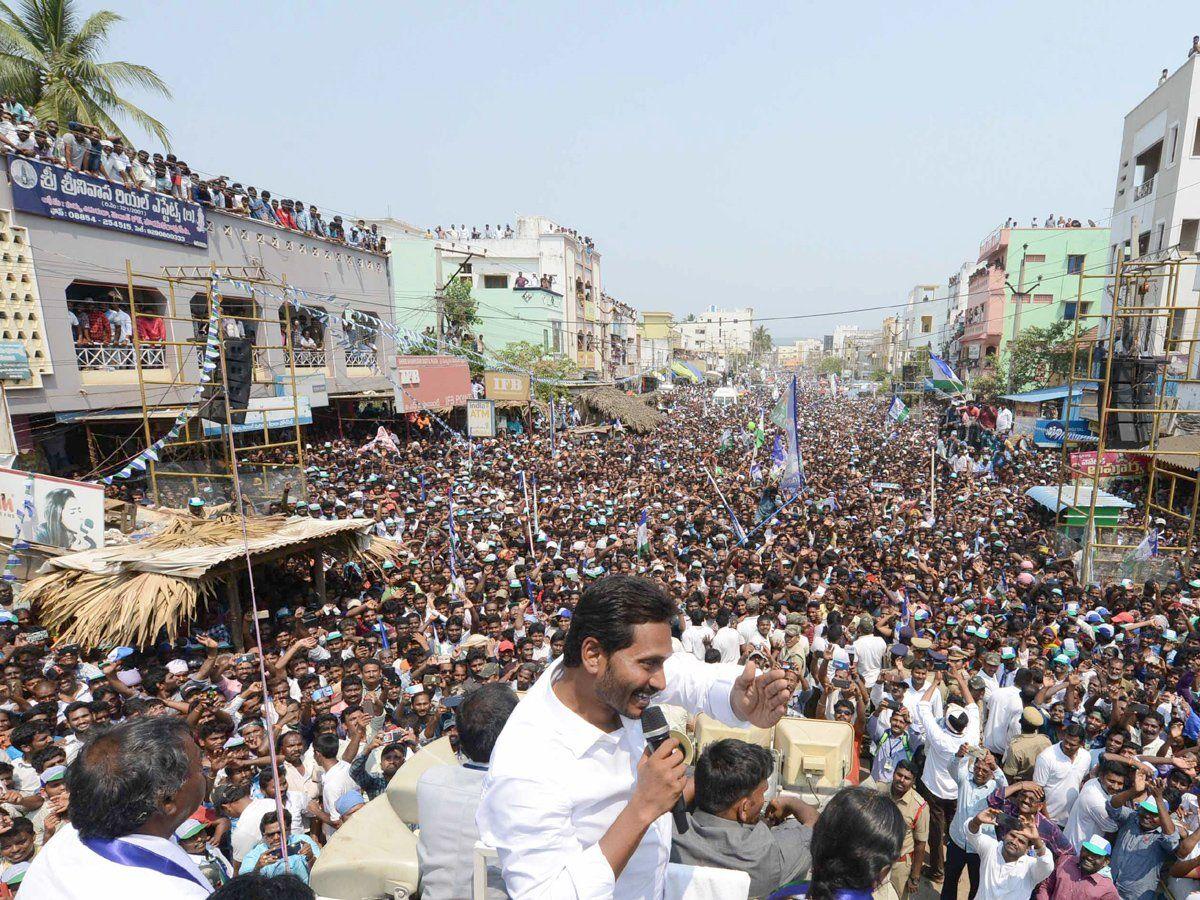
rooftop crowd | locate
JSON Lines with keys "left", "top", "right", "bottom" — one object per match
{"left": 0, "top": 101, "right": 385, "bottom": 254}
{"left": 6, "top": 376, "right": 1200, "bottom": 898}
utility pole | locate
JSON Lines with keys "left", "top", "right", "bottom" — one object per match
{"left": 1007, "top": 243, "right": 1029, "bottom": 391}
{"left": 434, "top": 246, "right": 445, "bottom": 353}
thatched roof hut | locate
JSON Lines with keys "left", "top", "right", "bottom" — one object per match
{"left": 23, "top": 515, "right": 402, "bottom": 648}
{"left": 576, "top": 386, "right": 663, "bottom": 434}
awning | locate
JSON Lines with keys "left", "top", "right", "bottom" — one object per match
{"left": 1025, "top": 485, "right": 1135, "bottom": 513}
{"left": 55, "top": 407, "right": 190, "bottom": 424}
{"left": 671, "top": 361, "right": 702, "bottom": 383}
{"left": 1000, "top": 382, "right": 1098, "bottom": 404}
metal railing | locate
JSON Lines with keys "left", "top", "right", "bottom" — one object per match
{"left": 345, "top": 347, "right": 376, "bottom": 367}
{"left": 75, "top": 344, "right": 166, "bottom": 371}
{"left": 1134, "top": 175, "right": 1156, "bottom": 201}
{"left": 292, "top": 349, "right": 326, "bottom": 368}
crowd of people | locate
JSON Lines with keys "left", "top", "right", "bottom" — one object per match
{"left": 0, "top": 106, "right": 385, "bottom": 254}
{"left": 6, "top": 376, "right": 1200, "bottom": 898}
{"left": 1003, "top": 216, "right": 1098, "bottom": 229}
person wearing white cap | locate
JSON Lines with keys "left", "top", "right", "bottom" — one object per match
{"left": 1034, "top": 834, "right": 1119, "bottom": 900}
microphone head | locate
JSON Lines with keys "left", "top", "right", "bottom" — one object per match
{"left": 641, "top": 704, "right": 669, "bottom": 741}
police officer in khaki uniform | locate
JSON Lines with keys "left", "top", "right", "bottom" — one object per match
{"left": 1001, "top": 706, "right": 1052, "bottom": 781}
{"left": 884, "top": 759, "right": 929, "bottom": 899}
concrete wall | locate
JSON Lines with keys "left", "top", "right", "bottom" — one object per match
{"left": 1, "top": 171, "right": 394, "bottom": 418}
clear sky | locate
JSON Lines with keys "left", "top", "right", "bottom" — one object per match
{"left": 79, "top": 0, "right": 1200, "bottom": 340}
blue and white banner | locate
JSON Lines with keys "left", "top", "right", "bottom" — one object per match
{"left": 6, "top": 155, "right": 208, "bottom": 247}
{"left": 1032, "top": 418, "right": 1093, "bottom": 448}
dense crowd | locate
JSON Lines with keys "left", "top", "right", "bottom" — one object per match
{"left": 0, "top": 106, "right": 384, "bottom": 254}
{"left": 8, "top": 378, "right": 1200, "bottom": 898}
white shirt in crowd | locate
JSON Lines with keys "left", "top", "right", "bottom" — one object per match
{"left": 230, "top": 797, "right": 276, "bottom": 864}
{"left": 982, "top": 685, "right": 1023, "bottom": 754}
{"left": 680, "top": 623, "right": 713, "bottom": 662}
{"left": 21, "top": 823, "right": 212, "bottom": 899}
{"left": 1032, "top": 743, "right": 1092, "bottom": 825}
{"left": 712, "top": 626, "right": 742, "bottom": 665}
{"left": 851, "top": 633, "right": 887, "bottom": 687}
{"left": 320, "top": 760, "right": 359, "bottom": 838}
{"left": 968, "top": 829, "right": 1054, "bottom": 900}
{"left": 915, "top": 701, "right": 981, "bottom": 800}
{"left": 1063, "top": 777, "right": 1117, "bottom": 852}
{"left": 478, "top": 654, "right": 749, "bottom": 900}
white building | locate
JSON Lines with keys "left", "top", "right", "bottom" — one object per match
{"left": 1106, "top": 54, "right": 1200, "bottom": 355}
{"left": 677, "top": 305, "right": 755, "bottom": 360}
{"left": 899, "top": 284, "right": 941, "bottom": 357}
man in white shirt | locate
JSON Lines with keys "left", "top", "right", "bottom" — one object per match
{"left": 477, "top": 575, "right": 790, "bottom": 900}
{"left": 851, "top": 615, "right": 887, "bottom": 688}
{"left": 313, "top": 732, "right": 358, "bottom": 839}
{"left": 967, "top": 807, "right": 1054, "bottom": 900}
{"left": 1064, "top": 759, "right": 1124, "bottom": 851}
{"left": 21, "top": 715, "right": 212, "bottom": 898}
{"left": 711, "top": 611, "right": 743, "bottom": 665}
{"left": 983, "top": 669, "right": 1031, "bottom": 755}
{"left": 680, "top": 610, "right": 714, "bottom": 662}
{"left": 1032, "top": 725, "right": 1093, "bottom": 826}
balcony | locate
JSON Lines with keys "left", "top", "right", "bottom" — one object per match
{"left": 345, "top": 347, "right": 376, "bottom": 367}
{"left": 76, "top": 344, "right": 165, "bottom": 371}
{"left": 1134, "top": 175, "right": 1155, "bottom": 201}
{"left": 252, "top": 347, "right": 327, "bottom": 369}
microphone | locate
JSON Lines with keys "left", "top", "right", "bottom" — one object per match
{"left": 640, "top": 705, "right": 689, "bottom": 834}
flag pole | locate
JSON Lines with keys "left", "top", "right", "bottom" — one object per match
{"left": 929, "top": 442, "right": 936, "bottom": 523}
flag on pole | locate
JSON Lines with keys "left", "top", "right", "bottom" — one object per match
{"left": 773, "top": 375, "right": 804, "bottom": 496}
{"left": 1134, "top": 528, "right": 1159, "bottom": 561}
{"left": 637, "top": 508, "right": 650, "bottom": 556}
{"left": 929, "top": 354, "right": 964, "bottom": 395}
{"left": 887, "top": 396, "right": 910, "bottom": 424}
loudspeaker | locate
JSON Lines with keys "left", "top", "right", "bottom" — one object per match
{"left": 1105, "top": 353, "right": 1164, "bottom": 448}
{"left": 200, "top": 338, "right": 253, "bottom": 426}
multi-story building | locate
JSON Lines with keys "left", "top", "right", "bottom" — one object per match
{"left": 942, "top": 262, "right": 975, "bottom": 369}
{"left": 836, "top": 328, "right": 883, "bottom": 380}
{"left": 775, "top": 338, "right": 824, "bottom": 370}
{"left": 898, "top": 284, "right": 941, "bottom": 362}
{"left": 961, "top": 224, "right": 1109, "bottom": 375}
{"left": 376, "top": 215, "right": 610, "bottom": 375}
{"left": 1105, "top": 53, "right": 1200, "bottom": 355}
{"left": 638, "top": 311, "right": 679, "bottom": 373}
{"left": 0, "top": 157, "right": 393, "bottom": 474}
{"left": 676, "top": 305, "right": 755, "bottom": 363}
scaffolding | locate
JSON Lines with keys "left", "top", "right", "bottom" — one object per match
{"left": 123, "top": 263, "right": 307, "bottom": 510}
{"left": 1057, "top": 254, "right": 1200, "bottom": 576}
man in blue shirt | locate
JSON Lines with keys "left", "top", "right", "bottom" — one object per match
{"left": 238, "top": 809, "right": 320, "bottom": 882}
{"left": 1106, "top": 775, "right": 1181, "bottom": 900}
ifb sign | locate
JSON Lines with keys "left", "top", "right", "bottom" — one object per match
{"left": 483, "top": 371, "right": 531, "bottom": 403}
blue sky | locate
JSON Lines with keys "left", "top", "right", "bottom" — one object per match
{"left": 79, "top": 1, "right": 1199, "bottom": 339}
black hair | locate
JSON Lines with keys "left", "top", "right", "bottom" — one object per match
{"left": 1061, "top": 722, "right": 1086, "bottom": 741}
{"left": 693, "top": 739, "right": 773, "bottom": 815}
{"left": 9, "top": 722, "right": 46, "bottom": 751}
{"left": 1098, "top": 757, "right": 1131, "bottom": 778}
{"left": 261, "top": 808, "right": 293, "bottom": 831}
{"left": 30, "top": 745, "right": 65, "bottom": 772}
{"left": 894, "top": 758, "right": 918, "bottom": 777}
{"left": 457, "top": 683, "right": 519, "bottom": 763}
{"left": 209, "top": 873, "right": 315, "bottom": 900}
{"left": 563, "top": 576, "right": 675, "bottom": 668}
{"left": 809, "top": 786, "right": 905, "bottom": 900}
{"left": 312, "top": 732, "right": 340, "bottom": 761}
{"left": 0, "top": 817, "right": 33, "bottom": 838}
{"left": 66, "top": 716, "right": 193, "bottom": 840}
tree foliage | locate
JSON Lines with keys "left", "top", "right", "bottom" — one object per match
{"left": 751, "top": 325, "right": 773, "bottom": 356}
{"left": 496, "top": 341, "right": 575, "bottom": 402}
{"left": 1003, "top": 321, "right": 1074, "bottom": 392}
{"left": 442, "top": 277, "right": 479, "bottom": 340}
{"left": 0, "top": 0, "right": 172, "bottom": 146}
{"left": 817, "top": 356, "right": 843, "bottom": 374}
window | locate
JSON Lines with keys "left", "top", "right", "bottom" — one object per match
{"left": 483, "top": 274, "right": 509, "bottom": 289}
{"left": 1063, "top": 302, "right": 1078, "bottom": 321}
{"left": 1193, "top": 119, "right": 1200, "bottom": 156}
{"left": 69, "top": 282, "right": 168, "bottom": 371}
{"left": 1066, "top": 254, "right": 1085, "bottom": 275}
{"left": 456, "top": 274, "right": 472, "bottom": 287}
{"left": 1032, "top": 293, "right": 1053, "bottom": 303}
{"left": 1168, "top": 123, "right": 1181, "bottom": 165}
{"left": 920, "top": 315, "right": 933, "bottom": 333}
{"left": 1155, "top": 222, "right": 1166, "bottom": 251}
{"left": 1025, "top": 254, "right": 1046, "bottom": 263}
{"left": 1181, "top": 219, "right": 1199, "bottom": 253}
{"left": 460, "top": 263, "right": 473, "bottom": 274}
{"left": 551, "top": 320, "right": 563, "bottom": 354}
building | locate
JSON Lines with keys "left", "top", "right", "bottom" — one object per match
{"left": 942, "top": 261, "right": 975, "bottom": 369}
{"left": 375, "top": 215, "right": 612, "bottom": 376}
{"left": 775, "top": 338, "right": 823, "bottom": 369}
{"left": 0, "top": 156, "right": 393, "bottom": 475}
{"left": 835, "top": 328, "right": 883, "bottom": 380}
{"left": 881, "top": 316, "right": 902, "bottom": 376}
{"left": 961, "top": 224, "right": 1109, "bottom": 375}
{"left": 638, "top": 311, "right": 679, "bottom": 373}
{"left": 676, "top": 305, "right": 755, "bottom": 365}
{"left": 1105, "top": 53, "right": 1200, "bottom": 354}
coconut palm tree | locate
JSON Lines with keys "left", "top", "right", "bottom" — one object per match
{"left": 751, "top": 324, "right": 773, "bottom": 356}
{"left": 0, "top": 0, "right": 171, "bottom": 147}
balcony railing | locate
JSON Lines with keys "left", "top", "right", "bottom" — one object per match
{"left": 1134, "top": 175, "right": 1156, "bottom": 201}
{"left": 76, "top": 344, "right": 165, "bottom": 371}
{"left": 345, "top": 348, "right": 376, "bottom": 367}
{"left": 292, "top": 349, "right": 326, "bottom": 368}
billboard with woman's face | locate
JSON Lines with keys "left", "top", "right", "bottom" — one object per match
{"left": 0, "top": 469, "right": 104, "bottom": 551}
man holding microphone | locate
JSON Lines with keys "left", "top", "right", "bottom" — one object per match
{"left": 477, "top": 575, "right": 791, "bottom": 899}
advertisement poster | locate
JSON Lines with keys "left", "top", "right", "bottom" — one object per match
{"left": 7, "top": 155, "right": 208, "bottom": 247}
{"left": 466, "top": 399, "right": 496, "bottom": 438}
{"left": 483, "top": 371, "right": 531, "bottom": 403}
{"left": 0, "top": 468, "right": 105, "bottom": 550}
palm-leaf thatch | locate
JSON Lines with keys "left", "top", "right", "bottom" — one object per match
{"left": 576, "top": 386, "right": 663, "bottom": 434}
{"left": 24, "top": 515, "right": 400, "bottom": 648}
